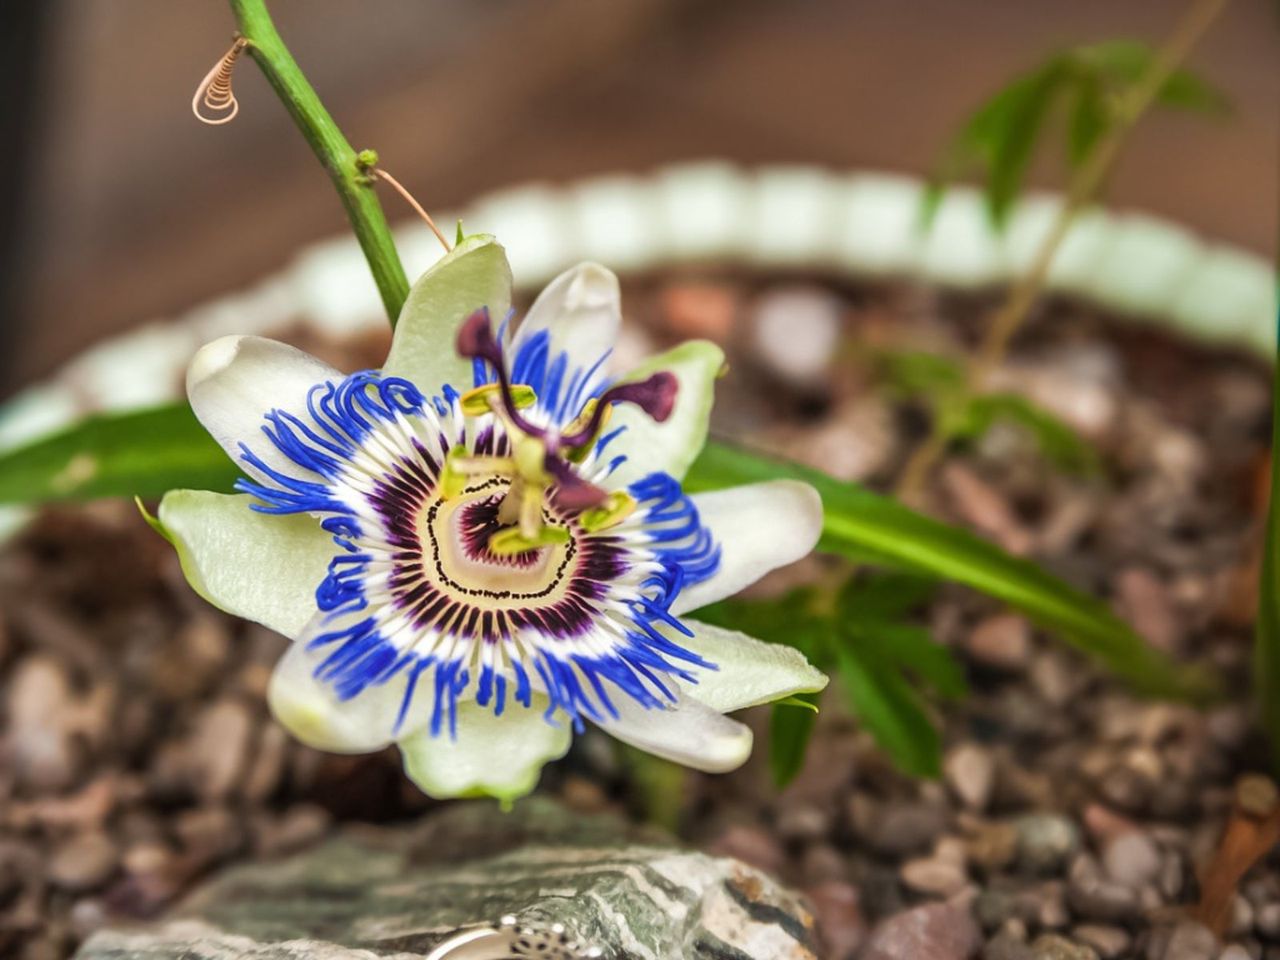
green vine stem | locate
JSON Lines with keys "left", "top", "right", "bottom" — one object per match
{"left": 228, "top": 0, "right": 410, "bottom": 324}
{"left": 895, "top": 0, "right": 1231, "bottom": 501}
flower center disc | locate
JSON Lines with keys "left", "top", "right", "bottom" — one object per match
{"left": 424, "top": 479, "right": 576, "bottom": 604}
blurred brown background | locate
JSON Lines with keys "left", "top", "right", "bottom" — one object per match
{"left": 3, "top": 0, "right": 1276, "bottom": 394}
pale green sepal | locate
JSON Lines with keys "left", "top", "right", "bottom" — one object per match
{"left": 135, "top": 496, "right": 171, "bottom": 543}
{"left": 158, "top": 489, "right": 331, "bottom": 638}
{"left": 383, "top": 234, "right": 513, "bottom": 393}
{"left": 398, "top": 697, "right": 572, "bottom": 801}
{"left": 605, "top": 340, "right": 725, "bottom": 489}
{"left": 678, "top": 618, "right": 828, "bottom": 714}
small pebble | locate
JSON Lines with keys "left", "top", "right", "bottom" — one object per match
{"left": 1031, "top": 933, "right": 1100, "bottom": 960}
{"left": 900, "top": 857, "right": 969, "bottom": 897}
{"left": 801, "top": 844, "right": 847, "bottom": 884}
{"left": 707, "top": 824, "right": 786, "bottom": 876}
{"left": 966, "top": 614, "right": 1032, "bottom": 671}
{"left": 750, "top": 287, "right": 842, "bottom": 386}
{"left": 985, "top": 928, "right": 1034, "bottom": 960}
{"left": 860, "top": 903, "right": 982, "bottom": 960}
{"left": 1255, "top": 902, "right": 1280, "bottom": 939}
{"left": 1146, "top": 919, "right": 1219, "bottom": 960}
{"left": 47, "top": 833, "right": 118, "bottom": 892}
{"left": 1115, "top": 567, "right": 1182, "bottom": 654}
{"left": 945, "top": 744, "right": 996, "bottom": 812}
{"left": 776, "top": 803, "right": 830, "bottom": 842}
{"left": 1237, "top": 775, "right": 1280, "bottom": 818}
{"left": 1073, "top": 924, "right": 1131, "bottom": 959}
{"left": 1016, "top": 814, "right": 1081, "bottom": 874}
{"left": 806, "top": 880, "right": 866, "bottom": 959}
{"left": 1067, "top": 856, "right": 1142, "bottom": 923}
{"left": 1102, "top": 831, "right": 1162, "bottom": 888}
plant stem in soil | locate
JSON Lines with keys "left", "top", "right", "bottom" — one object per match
{"left": 228, "top": 0, "right": 410, "bottom": 325}
{"left": 895, "top": 0, "right": 1232, "bottom": 501}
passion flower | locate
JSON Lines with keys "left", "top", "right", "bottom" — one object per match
{"left": 158, "top": 236, "right": 826, "bottom": 800}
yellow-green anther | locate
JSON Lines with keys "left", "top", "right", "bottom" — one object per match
{"left": 579, "top": 491, "right": 638, "bottom": 532}
{"left": 438, "top": 445, "right": 471, "bottom": 499}
{"left": 563, "top": 398, "right": 612, "bottom": 462}
{"left": 459, "top": 383, "right": 536, "bottom": 417}
{"left": 488, "top": 523, "right": 570, "bottom": 556}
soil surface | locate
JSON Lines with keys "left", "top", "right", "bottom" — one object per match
{"left": 0, "top": 274, "right": 1275, "bottom": 960}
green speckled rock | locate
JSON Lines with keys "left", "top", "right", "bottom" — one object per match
{"left": 76, "top": 798, "right": 818, "bottom": 960}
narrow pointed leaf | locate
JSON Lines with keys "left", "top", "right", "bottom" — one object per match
{"left": 837, "top": 644, "right": 941, "bottom": 778}
{"left": 0, "top": 405, "right": 237, "bottom": 504}
{"left": 685, "top": 441, "right": 1214, "bottom": 702}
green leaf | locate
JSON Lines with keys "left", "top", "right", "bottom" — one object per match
{"left": 836, "top": 643, "right": 941, "bottom": 778}
{"left": 838, "top": 571, "right": 936, "bottom": 624}
{"left": 924, "top": 58, "right": 1070, "bottom": 230}
{"left": 769, "top": 692, "right": 820, "bottom": 787}
{"left": 685, "top": 441, "right": 1215, "bottom": 702}
{"left": 1067, "top": 73, "right": 1109, "bottom": 168}
{"left": 0, "top": 405, "right": 237, "bottom": 505}
{"left": 849, "top": 622, "right": 969, "bottom": 701}
{"left": 1077, "top": 40, "right": 1231, "bottom": 114}
{"left": 876, "top": 349, "right": 967, "bottom": 403}
{"left": 961, "top": 392, "right": 1101, "bottom": 475}
{"left": 981, "top": 64, "right": 1066, "bottom": 227}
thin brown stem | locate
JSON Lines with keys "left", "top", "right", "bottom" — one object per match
{"left": 895, "top": 0, "right": 1231, "bottom": 500}
{"left": 971, "top": 0, "right": 1231, "bottom": 387}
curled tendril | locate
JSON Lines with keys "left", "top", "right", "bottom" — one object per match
{"left": 193, "top": 38, "right": 248, "bottom": 126}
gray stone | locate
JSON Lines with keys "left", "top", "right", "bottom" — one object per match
{"left": 1146, "top": 919, "right": 1219, "bottom": 960}
{"left": 858, "top": 801, "right": 948, "bottom": 857}
{"left": 76, "top": 798, "right": 819, "bottom": 960}
{"left": 1072, "top": 924, "right": 1131, "bottom": 959}
{"left": 984, "top": 929, "right": 1034, "bottom": 960}
{"left": 860, "top": 903, "right": 982, "bottom": 960}
{"left": 1256, "top": 901, "right": 1280, "bottom": 938}
{"left": 1016, "top": 815, "right": 1081, "bottom": 874}
{"left": 1031, "top": 934, "right": 1100, "bottom": 960}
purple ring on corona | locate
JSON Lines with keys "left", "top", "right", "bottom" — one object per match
{"left": 234, "top": 312, "right": 721, "bottom": 740}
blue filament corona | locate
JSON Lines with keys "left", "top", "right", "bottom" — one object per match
{"left": 237, "top": 328, "right": 722, "bottom": 739}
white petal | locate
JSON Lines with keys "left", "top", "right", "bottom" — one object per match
{"left": 399, "top": 698, "right": 571, "bottom": 801}
{"left": 605, "top": 340, "right": 725, "bottom": 489}
{"left": 267, "top": 626, "right": 433, "bottom": 754}
{"left": 383, "top": 234, "right": 513, "bottom": 394}
{"left": 597, "top": 689, "right": 752, "bottom": 773}
{"left": 672, "top": 480, "right": 823, "bottom": 615}
{"left": 186, "top": 335, "right": 340, "bottom": 482}
{"left": 158, "top": 490, "right": 332, "bottom": 637}
{"left": 677, "top": 619, "right": 828, "bottom": 714}
{"left": 510, "top": 262, "right": 621, "bottom": 380}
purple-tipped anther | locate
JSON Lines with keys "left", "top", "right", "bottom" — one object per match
{"left": 456, "top": 309, "right": 505, "bottom": 368}
{"left": 561, "top": 372, "right": 679, "bottom": 450}
{"left": 455, "top": 309, "right": 544, "bottom": 438}
{"left": 545, "top": 455, "right": 609, "bottom": 511}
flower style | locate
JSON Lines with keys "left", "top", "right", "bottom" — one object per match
{"left": 158, "top": 236, "right": 827, "bottom": 800}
